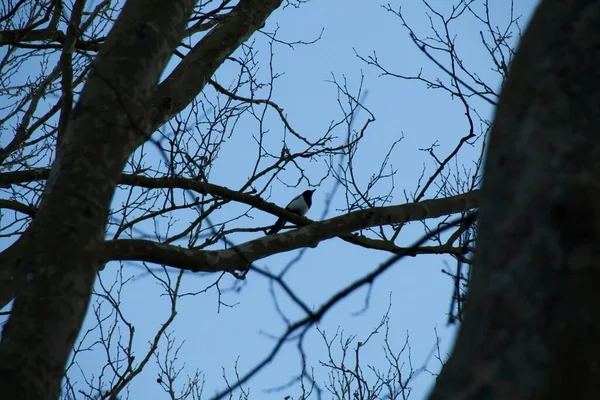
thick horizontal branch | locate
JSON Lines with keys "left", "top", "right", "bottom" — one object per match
{"left": 0, "top": 168, "right": 320, "bottom": 222}
{"left": 0, "top": 28, "right": 102, "bottom": 50}
{"left": 0, "top": 169, "right": 480, "bottom": 236}
{"left": 104, "top": 190, "right": 479, "bottom": 272}
{"left": 0, "top": 200, "right": 36, "bottom": 216}
{"left": 0, "top": 168, "right": 48, "bottom": 187}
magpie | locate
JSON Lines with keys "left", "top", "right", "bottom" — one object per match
{"left": 267, "top": 189, "right": 315, "bottom": 235}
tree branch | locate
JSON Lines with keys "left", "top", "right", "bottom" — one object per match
{"left": 104, "top": 191, "right": 479, "bottom": 272}
{"left": 148, "top": 0, "right": 283, "bottom": 128}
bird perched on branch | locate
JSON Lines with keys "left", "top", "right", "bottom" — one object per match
{"left": 267, "top": 189, "right": 315, "bottom": 235}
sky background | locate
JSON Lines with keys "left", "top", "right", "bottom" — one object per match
{"left": 0, "top": 1, "right": 540, "bottom": 399}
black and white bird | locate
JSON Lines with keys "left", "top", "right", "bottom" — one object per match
{"left": 267, "top": 189, "right": 315, "bottom": 235}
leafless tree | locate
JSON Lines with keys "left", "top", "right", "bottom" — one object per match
{"left": 0, "top": 0, "right": 526, "bottom": 399}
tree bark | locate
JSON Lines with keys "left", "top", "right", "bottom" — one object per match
{"left": 0, "top": 1, "right": 196, "bottom": 398}
{"left": 0, "top": 0, "right": 287, "bottom": 397}
{"left": 429, "top": 1, "right": 600, "bottom": 398}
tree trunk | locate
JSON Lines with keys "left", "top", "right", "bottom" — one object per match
{"left": 0, "top": 1, "right": 196, "bottom": 398}
{"left": 429, "top": 1, "right": 600, "bottom": 398}
{"left": 0, "top": 0, "right": 285, "bottom": 397}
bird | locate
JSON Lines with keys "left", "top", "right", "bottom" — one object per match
{"left": 267, "top": 189, "right": 315, "bottom": 235}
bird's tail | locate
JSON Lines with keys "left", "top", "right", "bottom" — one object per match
{"left": 267, "top": 217, "right": 285, "bottom": 235}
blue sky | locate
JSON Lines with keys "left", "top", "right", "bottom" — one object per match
{"left": 0, "top": 1, "right": 539, "bottom": 399}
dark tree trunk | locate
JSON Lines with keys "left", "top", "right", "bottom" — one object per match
{"left": 0, "top": 0, "right": 284, "bottom": 397}
{"left": 429, "top": 1, "right": 600, "bottom": 398}
{"left": 0, "top": 1, "right": 197, "bottom": 398}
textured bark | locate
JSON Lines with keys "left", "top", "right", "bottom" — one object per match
{"left": 0, "top": 0, "right": 288, "bottom": 397}
{"left": 0, "top": 1, "right": 197, "bottom": 398}
{"left": 429, "top": 1, "right": 600, "bottom": 399}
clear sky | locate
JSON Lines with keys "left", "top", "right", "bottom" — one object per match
{"left": 0, "top": 1, "right": 540, "bottom": 399}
